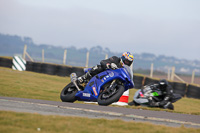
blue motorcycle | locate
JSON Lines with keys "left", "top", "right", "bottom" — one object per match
{"left": 60, "top": 65, "right": 134, "bottom": 106}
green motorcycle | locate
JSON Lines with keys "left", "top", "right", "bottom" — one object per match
{"left": 130, "top": 85, "right": 182, "bottom": 109}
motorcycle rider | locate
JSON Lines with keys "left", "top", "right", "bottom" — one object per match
{"left": 149, "top": 79, "right": 175, "bottom": 110}
{"left": 77, "top": 52, "right": 134, "bottom": 84}
{"left": 129, "top": 79, "right": 177, "bottom": 110}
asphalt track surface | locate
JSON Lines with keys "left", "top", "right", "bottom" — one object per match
{"left": 0, "top": 96, "right": 200, "bottom": 128}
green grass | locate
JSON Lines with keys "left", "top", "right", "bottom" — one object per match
{"left": 0, "top": 111, "right": 200, "bottom": 133}
{"left": 0, "top": 67, "right": 68, "bottom": 101}
{"left": 0, "top": 67, "right": 200, "bottom": 115}
{"left": 1, "top": 67, "right": 200, "bottom": 132}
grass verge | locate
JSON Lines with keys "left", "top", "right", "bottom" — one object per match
{"left": 0, "top": 67, "right": 200, "bottom": 115}
{"left": 0, "top": 111, "right": 200, "bottom": 133}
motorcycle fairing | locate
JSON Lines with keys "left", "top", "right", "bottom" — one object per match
{"left": 75, "top": 67, "right": 134, "bottom": 101}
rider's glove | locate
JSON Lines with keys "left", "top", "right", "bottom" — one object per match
{"left": 110, "top": 63, "right": 118, "bottom": 69}
{"left": 106, "top": 63, "right": 111, "bottom": 69}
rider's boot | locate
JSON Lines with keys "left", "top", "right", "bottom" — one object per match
{"left": 148, "top": 98, "right": 160, "bottom": 107}
{"left": 77, "top": 65, "right": 102, "bottom": 84}
{"left": 128, "top": 100, "right": 140, "bottom": 106}
{"left": 163, "top": 102, "right": 174, "bottom": 110}
{"left": 77, "top": 72, "right": 92, "bottom": 84}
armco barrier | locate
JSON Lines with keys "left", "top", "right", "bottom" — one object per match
{"left": 186, "top": 84, "right": 200, "bottom": 99}
{"left": 26, "top": 61, "right": 74, "bottom": 76}
{"left": 56, "top": 65, "right": 73, "bottom": 77}
{"left": 41, "top": 63, "right": 57, "bottom": 75}
{"left": 144, "top": 77, "right": 160, "bottom": 86}
{"left": 173, "top": 82, "right": 187, "bottom": 97}
{"left": 32, "top": 62, "right": 42, "bottom": 73}
{"left": 26, "top": 61, "right": 34, "bottom": 71}
{"left": 0, "top": 57, "right": 12, "bottom": 68}
{"left": 71, "top": 67, "right": 84, "bottom": 77}
{"left": 168, "top": 81, "right": 174, "bottom": 89}
{"left": 24, "top": 61, "right": 76, "bottom": 77}
{"left": 133, "top": 75, "right": 144, "bottom": 89}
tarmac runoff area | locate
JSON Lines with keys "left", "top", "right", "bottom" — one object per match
{"left": 0, "top": 96, "right": 200, "bottom": 128}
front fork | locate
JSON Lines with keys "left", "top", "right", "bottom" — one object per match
{"left": 105, "top": 80, "right": 118, "bottom": 93}
{"left": 70, "top": 73, "right": 81, "bottom": 91}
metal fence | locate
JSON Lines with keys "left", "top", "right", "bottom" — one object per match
{"left": 23, "top": 44, "right": 199, "bottom": 84}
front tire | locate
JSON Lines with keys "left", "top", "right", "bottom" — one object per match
{"left": 60, "top": 82, "right": 78, "bottom": 102}
{"left": 97, "top": 85, "right": 125, "bottom": 106}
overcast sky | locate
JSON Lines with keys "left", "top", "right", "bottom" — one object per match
{"left": 0, "top": 0, "right": 200, "bottom": 60}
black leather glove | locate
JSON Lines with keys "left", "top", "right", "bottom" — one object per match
{"left": 106, "top": 63, "right": 118, "bottom": 69}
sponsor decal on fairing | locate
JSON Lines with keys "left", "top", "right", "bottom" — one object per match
{"left": 83, "top": 93, "right": 91, "bottom": 97}
{"left": 92, "top": 87, "right": 98, "bottom": 96}
{"left": 109, "top": 72, "right": 114, "bottom": 77}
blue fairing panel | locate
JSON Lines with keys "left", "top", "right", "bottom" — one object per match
{"left": 75, "top": 67, "right": 134, "bottom": 101}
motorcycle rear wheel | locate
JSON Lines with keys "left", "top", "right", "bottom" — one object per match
{"left": 97, "top": 85, "right": 125, "bottom": 106}
{"left": 60, "top": 82, "right": 78, "bottom": 102}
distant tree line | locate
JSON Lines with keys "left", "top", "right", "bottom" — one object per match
{"left": 0, "top": 33, "right": 199, "bottom": 75}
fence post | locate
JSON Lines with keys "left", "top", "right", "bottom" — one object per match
{"left": 150, "top": 63, "right": 153, "bottom": 78}
{"left": 170, "top": 66, "right": 185, "bottom": 83}
{"left": 167, "top": 68, "right": 171, "bottom": 80}
{"left": 171, "top": 66, "right": 175, "bottom": 81}
{"left": 26, "top": 52, "right": 34, "bottom": 62}
{"left": 191, "top": 70, "right": 195, "bottom": 84}
{"left": 85, "top": 51, "right": 89, "bottom": 68}
{"left": 23, "top": 45, "right": 27, "bottom": 60}
{"left": 42, "top": 49, "right": 44, "bottom": 62}
{"left": 63, "top": 49, "right": 67, "bottom": 65}
{"left": 174, "top": 74, "right": 185, "bottom": 83}
{"left": 22, "top": 44, "right": 34, "bottom": 61}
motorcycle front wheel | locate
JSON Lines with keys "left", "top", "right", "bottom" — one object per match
{"left": 60, "top": 82, "right": 78, "bottom": 102}
{"left": 97, "top": 85, "right": 125, "bottom": 106}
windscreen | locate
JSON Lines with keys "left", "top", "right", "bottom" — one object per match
{"left": 123, "top": 64, "right": 133, "bottom": 81}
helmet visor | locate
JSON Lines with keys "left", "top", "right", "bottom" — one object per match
{"left": 123, "top": 58, "right": 132, "bottom": 66}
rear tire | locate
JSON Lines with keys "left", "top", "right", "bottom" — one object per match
{"left": 97, "top": 85, "right": 125, "bottom": 106}
{"left": 60, "top": 82, "right": 78, "bottom": 102}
